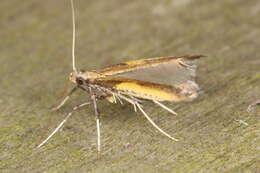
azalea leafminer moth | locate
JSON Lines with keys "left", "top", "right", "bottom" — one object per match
{"left": 37, "top": 0, "right": 204, "bottom": 153}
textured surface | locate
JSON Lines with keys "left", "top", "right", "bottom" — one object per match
{"left": 0, "top": 0, "right": 260, "bottom": 172}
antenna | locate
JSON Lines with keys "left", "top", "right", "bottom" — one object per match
{"left": 70, "top": 0, "right": 77, "bottom": 72}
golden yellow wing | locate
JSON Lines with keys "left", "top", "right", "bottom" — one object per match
{"left": 93, "top": 77, "right": 199, "bottom": 102}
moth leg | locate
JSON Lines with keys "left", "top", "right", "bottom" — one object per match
{"left": 135, "top": 103, "right": 178, "bottom": 141}
{"left": 153, "top": 100, "right": 177, "bottom": 115}
{"left": 52, "top": 86, "right": 78, "bottom": 111}
{"left": 112, "top": 94, "right": 117, "bottom": 104}
{"left": 115, "top": 94, "right": 123, "bottom": 105}
{"left": 129, "top": 96, "right": 144, "bottom": 112}
{"left": 133, "top": 103, "right": 137, "bottom": 112}
{"left": 129, "top": 96, "right": 143, "bottom": 103}
{"left": 90, "top": 93, "right": 101, "bottom": 153}
{"left": 114, "top": 92, "right": 140, "bottom": 111}
{"left": 102, "top": 88, "right": 178, "bottom": 141}
{"left": 37, "top": 101, "right": 91, "bottom": 148}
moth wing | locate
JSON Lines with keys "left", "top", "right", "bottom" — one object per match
{"left": 94, "top": 55, "right": 202, "bottom": 78}
{"left": 95, "top": 77, "right": 199, "bottom": 102}
{"left": 108, "top": 55, "right": 203, "bottom": 86}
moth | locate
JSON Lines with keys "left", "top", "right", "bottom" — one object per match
{"left": 37, "top": 0, "right": 204, "bottom": 152}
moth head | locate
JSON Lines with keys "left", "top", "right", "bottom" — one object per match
{"left": 69, "top": 70, "right": 85, "bottom": 85}
{"left": 69, "top": 71, "right": 77, "bottom": 84}
{"left": 70, "top": 70, "right": 102, "bottom": 85}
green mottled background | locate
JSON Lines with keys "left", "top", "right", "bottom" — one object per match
{"left": 0, "top": 0, "right": 259, "bottom": 172}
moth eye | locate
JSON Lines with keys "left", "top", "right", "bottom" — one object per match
{"left": 76, "top": 77, "right": 84, "bottom": 85}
